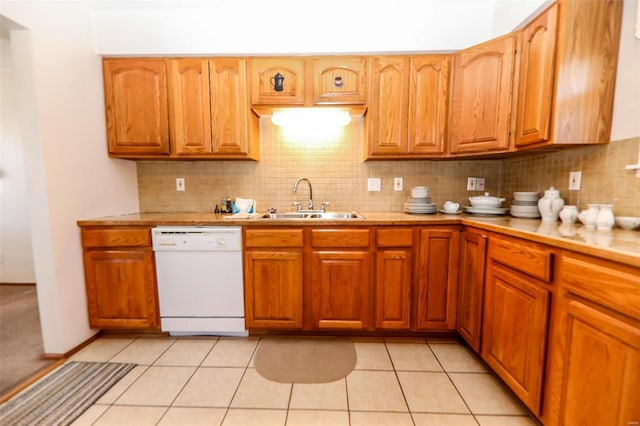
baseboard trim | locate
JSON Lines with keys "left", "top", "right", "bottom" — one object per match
{"left": 0, "top": 282, "right": 36, "bottom": 286}
{"left": 41, "top": 331, "right": 103, "bottom": 360}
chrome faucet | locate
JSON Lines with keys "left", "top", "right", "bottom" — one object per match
{"left": 293, "top": 177, "right": 313, "bottom": 210}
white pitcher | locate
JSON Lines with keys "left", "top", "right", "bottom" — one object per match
{"left": 559, "top": 205, "right": 578, "bottom": 224}
{"left": 538, "top": 187, "right": 565, "bottom": 222}
{"left": 596, "top": 204, "right": 615, "bottom": 231}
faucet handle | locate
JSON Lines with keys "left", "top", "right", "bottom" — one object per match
{"left": 320, "top": 202, "right": 331, "bottom": 212}
{"left": 292, "top": 202, "right": 301, "bottom": 212}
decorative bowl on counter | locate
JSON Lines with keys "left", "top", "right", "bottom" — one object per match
{"left": 469, "top": 192, "right": 506, "bottom": 208}
{"left": 615, "top": 216, "right": 640, "bottom": 230}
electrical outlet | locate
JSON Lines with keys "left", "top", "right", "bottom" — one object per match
{"left": 466, "top": 177, "right": 477, "bottom": 191}
{"left": 368, "top": 178, "right": 381, "bottom": 192}
{"left": 569, "top": 171, "right": 582, "bottom": 190}
{"left": 394, "top": 177, "right": 403, "bottom": 191}
{"left": 176, "top": 177, "right": 185, "bottom": 191}
{"left": 476, "top": 177, "right": 485, "bottom": 191}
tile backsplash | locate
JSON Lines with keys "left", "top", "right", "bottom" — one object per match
{"left": 137, "top": 119, "right": 639, "bottom": 217}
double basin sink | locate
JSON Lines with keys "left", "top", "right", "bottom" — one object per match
{"left": 261, "top": 211, "right": 364, "bottom": 220}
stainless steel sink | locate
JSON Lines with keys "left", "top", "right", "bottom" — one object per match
{"left": 260, "top": 211, "right": 363, "bottom": 220}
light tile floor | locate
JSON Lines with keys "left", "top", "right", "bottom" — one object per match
{"left": 59, "top": 336, "right": 540, "bottom": 426}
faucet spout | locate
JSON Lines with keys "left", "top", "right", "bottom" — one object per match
{"left": 293, "top": 177, "right": 313, "bottom": 210}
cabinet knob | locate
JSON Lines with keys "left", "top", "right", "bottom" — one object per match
{"left": 334, "top": 76, "right": 344, "bottom": 88}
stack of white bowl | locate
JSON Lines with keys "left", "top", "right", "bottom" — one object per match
{"left": 404, "top": 186, "right": 437, "bottom": 214}
{"left": 510, "top": 191, "right": 541, "bottom": 218}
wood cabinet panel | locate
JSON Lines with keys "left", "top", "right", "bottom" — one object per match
{"left": 407, "top": 55, "right": 449, "bottom": 155}
{"left": 376, "top": 228, "right": 414, "bottom": 247}
{"left": 457, "top": 229, "right": 487, "bottom": 352}
{"left": 103, "top": 58, "right": 170, "bottom": 155}
{"left": 169, "top": 58, "right": 213, "bottom": 155}
{"left": 367, "top": 56, "right": 410, "bottom": 156}
{"left": 311, "top": 250, "right": 371, "bottom": 330}
{"left": 375, "top": 249, "right": 412, "bottom": 329}
{"left": 515, "top": 4, "right": 557, "bottom": 147}
{"left": 415, "top": 228, "right": 459, "bottom": 330}
{"left": 82, "top": 227, "right": 151, "bottom": 248}
{"left": 312, "top": 57, "right": 367, "bottom": 104}
{"left": 482, "top": 261, "right": 549, "bottom": 414}
{"left": 488, "top": 235, "right": 553, "bottom": 282}
{"left": 83, "top": 249, "right": 159, "bottom": 329}
{"left": 245, "top": 228, "right": 304, "bottom": 248}
{"left": 310, "top": 229, "right": 370, "bottom": 248}
{"left": 449, "top": 34, "right": 516, "bottom": 154}
{"left": 249, "top": 58, "right": 305, "bottom": 105}
{"left": 244, "top": 250, "right": 303, "bottom": 329}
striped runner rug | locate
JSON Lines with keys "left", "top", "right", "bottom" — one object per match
{"left": 0, "top": 361, "right": 136, "bottom": 426}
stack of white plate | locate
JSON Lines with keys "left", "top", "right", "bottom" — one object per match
{"left": 510, "top": 192, "right": 541, "bottom": 218}
{"left": 404, "top": 197, "right": 437, "bottom": 214}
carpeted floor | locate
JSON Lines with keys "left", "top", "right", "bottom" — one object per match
{"left": 0, "top": 284, "right": 56, "bottom": 397}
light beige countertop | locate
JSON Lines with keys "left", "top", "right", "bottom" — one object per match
{"left": 77, "top": 212, "right": 640, "bottom": 268}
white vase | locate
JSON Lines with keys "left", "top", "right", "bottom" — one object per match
{"left": 537, "top": 187, "right": 565, "bottom": 222}
{"left": 559, "top": 205, "right": 578, "bottom": 224}
{"left": 584, "top": 204, "right": 600, "bottom": 229}
{"left": 596, "top": 204, "right": 615, "bottom": 231}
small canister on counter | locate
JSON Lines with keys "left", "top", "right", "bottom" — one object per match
{"left": 219, "top": 197, "right": 232, "bottom": 213}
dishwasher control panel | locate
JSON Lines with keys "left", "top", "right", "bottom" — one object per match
{"left": 151, "top": 227, "right": 242, "bottom": 252}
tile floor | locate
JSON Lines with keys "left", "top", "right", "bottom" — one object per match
{"left": 60, "top": 335, "right": 539, "bottom": 426}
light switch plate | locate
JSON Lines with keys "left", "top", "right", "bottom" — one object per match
{"left": 368, "top": 178, "right": 381, "bottom": 192}
{"left": 569, "top": 171, "right": 582, "bottom": 190}
{"left": 467, "top": 177, "right": 477, "bottom": 191}
{"left": 176, "top": 177, "right": 185, "bottom": 191}
{"left": 394, "top": 177, "right": 403, "bottom": 191}
{"left": 476, "top": 177, "right": 485, "bottom": 191}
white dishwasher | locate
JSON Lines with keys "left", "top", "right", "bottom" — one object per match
{"left": 151, "top": 226, "right": 247, "bottom": 336}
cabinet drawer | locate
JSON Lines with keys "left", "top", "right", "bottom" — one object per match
{"left": 82, "top": 227, "right": 151, "bottom": 248}
{"left": 560, "top": 253, "right": 640, "bottom": 320}
{"left": 245, "top": 228, "right": 304, "bottom": 248}
{"left": 376, "top": 228, "right": 414, "bottom": 247}
{"left": 488, "top": 236, "right": 552, "bottom": 282}
{"left": 311, "top": 229, "right": 370, "bottom": 248}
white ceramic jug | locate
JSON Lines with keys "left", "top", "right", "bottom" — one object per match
{"left": 584, "top": 204, "right": 600, "bottom": 229}
{"left": 537, "top": 187, "right": 565, "bottom": 222}
{"left": 596, "top": 204, "right": 615, "bottom": 231}
{"left": 559, "top": 205, "right": 578, "bottom": 224}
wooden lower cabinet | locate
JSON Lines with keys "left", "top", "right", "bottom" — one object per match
{"left": 415, "top": 228, "right": 459, "bottom": 330}
{"left": 544, "top": 253, "right": 640, "bottom": 426}
{"left": 81, "top": 227, "right": 159, "bottom": 330}
{"left": 456, "top": 228, "right": 487, "bottom": 352}
{"left": 311, "top": 250, "right": 372, "bottom": 330}
{"left": 482, "top": 260, "right": 550, "bottom": 414}
{"left": 375, "top": 228, "right": 414, "bottom": 329}
{"left": 243, "top": 228, "right": 304, "bottom": 329}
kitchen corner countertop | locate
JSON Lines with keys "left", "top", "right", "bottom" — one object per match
{"left": 77, "top": 212, "right": 640, "bottom": 268}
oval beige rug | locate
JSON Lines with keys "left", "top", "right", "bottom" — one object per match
{"left": 254, "top": 337, "right": 357, "bottom": 383}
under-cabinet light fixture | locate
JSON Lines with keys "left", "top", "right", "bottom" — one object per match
{"left": 271, "top": 108, "right": 352, "bottom": 128}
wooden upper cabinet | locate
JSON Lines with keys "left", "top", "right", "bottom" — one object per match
{"left": 312, "top": 57, "right": 367, "bottom": 104}
{"left": 169, "top": 58, "right": 213, "bottom": 155}
{"left": 209, "top": 58, "right": 252, "bottom": 155}
{"left": 249, "top": 58, "right": 305, "bottom": 105}
{"left": 516, "top": 0, "right": 622, "bottom": 150}
{"left": 408, "top": 55, "right": 449, "bottom": 156}
{"left": 515, "top": 4, "right": 557, "bottom": 148}
{"left": 449, "top": 34, "right": 516, "bottom": 155}
{"left": 103, "top": 58, "right": 170, "bottom": 155}
{"left": 367, "top": 56, "right": 410, "bottom": 156}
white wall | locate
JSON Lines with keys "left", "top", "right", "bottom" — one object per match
{"left": 0, "top": 4, "right": 139, "bottom": 354}
{"left": 0, "top": 35, "right": 35, "bottom": 283}
{"left": 611, "top": 0, "right": 640, "bottom": 141}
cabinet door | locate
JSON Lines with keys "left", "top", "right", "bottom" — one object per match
{"left": 103, "top": 58, "right": 170, "bottom": 155}
{"left": 83, "top": 249, "right": 159, "bottom": 330}
{"left": 375, "top": 249, "right": 412, "bottom": 329}
{"left": 367, "top": 56, "right": 410, "bottom": 156}
{"left": 312, "top": 57, "right": 367, "bottom": 104}
{"left": 209, "top": 58, "right": 251, "bottom": 155}
{"left": 482, "top": 262, "right": 549, "bottom": 414}
{"left": 168, "top": 58, "right": 213, "bottom": 155}
{"left": 449, "top": 34, "right": 516, "bottom": 154}
{"left": 456, "top": 230, "right": 487, "bottom": 352}
{"left": 311, "top": 251, "right": 371, "bottom": 330}
{"left": 408, "top": 55, "right": 449, "bottom": 155}
{"left": 415, "top": 228, "right": 459, "bottom": 330}
{"left": 244, "top": 250, "right": 303, "bottom": 329}
{"left": 249, "top": 58, "right": 305, "bottom": 105}
{"left": 546, "top": 296, "right": 640, "bottom": 426}
{"left": 515, "top": 4, "right": 557, "bottom": 148}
